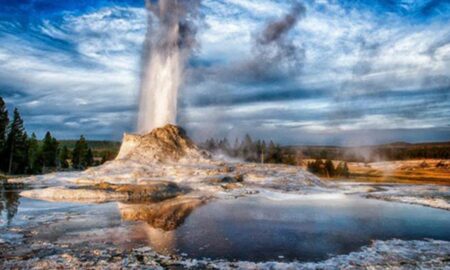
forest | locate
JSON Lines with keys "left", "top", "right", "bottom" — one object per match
{"left": 0, "top": 97, "right": 116, "bottom": 175}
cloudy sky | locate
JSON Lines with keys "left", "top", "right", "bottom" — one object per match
{"left": 0, "top": 0, "right": 449, "bottom": 145}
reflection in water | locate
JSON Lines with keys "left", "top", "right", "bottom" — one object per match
{"left": 0, "top": 186, "right": 20, "bottom": 226}
{"left": 123, "top": 196, "right": 450, "bottom": 262}
{"left": 118, "top": 196, "right": 206, "bottom": 231}
{"left": 118, "top": 196, "right": 206, "bottom": 255}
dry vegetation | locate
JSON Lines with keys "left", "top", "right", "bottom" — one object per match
{"left": 301, "top": 159, "right": 450, "bottom": 185}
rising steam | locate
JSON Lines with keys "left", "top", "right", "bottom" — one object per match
{"left": 138, "top": 0, "right": 200, "bottom": 133}
{"left": 252, "top": 1, "right": 305, "bottom": 76}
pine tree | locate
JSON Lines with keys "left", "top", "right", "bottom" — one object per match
{"left": 307, "top": 161, "right": 315, "bottom": 173}
{"left": 243, "top": 134, "right": 253, "bottom": 159}
{"left": 218, "top": 138, "right": 231, "bottom": 153}
{"left": 72, "top": 135, "right": 88, "bottom": 169}
{"left": 267, "top": 141, "right": 277, "bottom": 163}
{"left": 232, "top": 138, "right": 240, "bottom": 157}
{"left": 0, "top": 97, "right": 9, "bottom": 172}
{"left": 206, "top": 138, "right": 216, "bottom": 151}
{"left": 85, "top": 148, "right": 94, "bottom": 168}
{"left": 342, "top": 162, "right": 350, "bottom": 177}
{"left": 27, "top": 133, "right": 42, "bottom": 174}
{"left": 101, "top": 150, "right": 116, "bottom": 164}
{"left": 5, "top": 108, "right": 28, "bottom": 174}
{"left": 324, "top": 159, "right": 335, "bottom": 178}
{"left": 42, "top": 131, "right": 59, "bottom": 169}
{"left": 313, "top": 159, "right": 325, "bottom": 175}
{"left": 59, "top": 146, "right": 70, "bottom": 169}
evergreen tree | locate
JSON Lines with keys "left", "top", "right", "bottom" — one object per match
{"left": 101, "top": 150, "right": 116, "bottom": 164}
{"left": 0, "top": 97, "right": 9, "bottom": 172}
{"left": 72, "top": 135, "right": 89, "bottom": 169}
{"left": 27, "top": 133, "right": 42, "bottom": 174}
{"left": 232, "top": 138, "right": 240, "bottom": 156}
{"left": 59, "top": 146, "right": 70, "bottom": 169}
{"left": 255, "top": 140, "right": 262, "bottom": 162}
{"left": 218, "top": 138, "right": 231, "bottom": 153}
{"left": 41, "top": 131, "right": 59, "bottom": 169}
{"left": 307, "top": 161, "right": 315, "bottom": 173}
{"left": 5, "top": 108, "right": 28, "bottom": 174}
{"left": 267, "top": 141, "right": 277, "bottom": 163}
{"left": 342, "top": 162, "right": 350, "bottom": 177}
{"left": 85, "top": 148, "right": 94, "bottom": 168}
{"left": 313, "top": 159, "right": 325, "bottom": 175}
{"left": 206, "top": 138, "right": 216, "bottom": 151}
{"left": 335, "top": 161, "right": 350, "bottom": 178}
{"left": 282, "top": 148, "right": 297, "bottom": 166}
{"left": 261, "top": 140, "right": 267, "bottom": 163}
{"left": 242, "top": 134, "right": 254, "bottom": 160}
{"left": 324, "top": 159, "right": 335, "bottom": 177}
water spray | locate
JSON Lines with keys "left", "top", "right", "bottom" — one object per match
{"left": 138, "top": 0, "right": 200, "bottom": 133}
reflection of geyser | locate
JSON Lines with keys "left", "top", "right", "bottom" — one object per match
{"left": 118, "top": 196, "right": 205, "bottom": 254}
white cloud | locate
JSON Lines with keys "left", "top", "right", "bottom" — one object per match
{"left": 0, "top": 1, "right": 449, "bottom": 143}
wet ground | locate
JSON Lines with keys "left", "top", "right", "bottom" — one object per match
{"left": 1, "top": 186, "right": 450, "bottom": 266}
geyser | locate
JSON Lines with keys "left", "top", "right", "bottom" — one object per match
{"left": 137, "top": 0, "right": 200, "bottom": 134}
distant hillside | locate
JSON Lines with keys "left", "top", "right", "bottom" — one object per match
{"left": 286, "top": 141, "right": 450, "bottom": 162}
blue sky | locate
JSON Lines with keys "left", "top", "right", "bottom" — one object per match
{"left": 0, "top": 0, "right": 449, "bottom": 145}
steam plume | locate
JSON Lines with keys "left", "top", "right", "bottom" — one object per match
{"left": 255, "top": 2, "right": 306, "bottom": 72}
{"left": 258, "top": 2, "right": 305, "bottom": 45}
{"left": 138, "top": 0, "right": 200, "bottom": 133}
{"left": 246, "top": 1, "right": 306, "bottom": 80}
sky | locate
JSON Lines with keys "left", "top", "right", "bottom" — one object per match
{"left": 0, "top": 0, "right": 449, "bottom": 146}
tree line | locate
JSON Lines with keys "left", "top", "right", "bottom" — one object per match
{"left": 293, "top": 144, "right": 450, "bottom": 163}
{"left": 202, "top": 135, "right": 354, "bottom": 179}
{"left": 201, "top": 134, "right": 297, "bottom": 165}
{"left": 306, "top": 159, "right": 350, "bottom": 178}
{"left": 0, "top": 97, "right": 97, "bottom": 175}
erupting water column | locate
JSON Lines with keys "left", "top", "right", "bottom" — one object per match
{"left": 137, "top": 0, "right": 199, "bottom": 134}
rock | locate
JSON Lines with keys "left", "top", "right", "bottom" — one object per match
{"left": 20, "top": 187, "right": 128, "bottom": 203}
{"left": 17, "top": 125, "right": 325, "bottom": 204}
{"left": 207, "top": 175, "right": 244, "bottom": 184}
{"left": 20, "top": 181, "right": 185, "bottom": 203}
{"left": 93, "top": 181, "right": 185, "bottom": 202}
{"left": 116, "top": 124, "right": 209, "bottom": 164}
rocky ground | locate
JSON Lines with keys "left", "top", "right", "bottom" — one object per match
{"left": 335, "top": 182, "right": 450, "bottom": 210}
{"left": 3, "top": 125, "right": 450, "bottom": 269}
{"left": 2, "top": 238, "right": 449, "bottom": 269}
{"left": 11, "top": 125, "right": 326, "bottom": 204}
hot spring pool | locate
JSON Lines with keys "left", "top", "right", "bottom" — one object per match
{"left": 153, "top": 195, "right": 450, "bottom": 262}
{"left": 1, "top": 189, "right": 449, "bottom": 262}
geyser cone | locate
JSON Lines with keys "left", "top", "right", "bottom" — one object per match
{"left": 117, "top": 124, "right": 208, "bottom": 163}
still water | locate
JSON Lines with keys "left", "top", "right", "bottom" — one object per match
{"left": 1, "top": 187, "right": 449, "bottom": 262}
{"left": 173, "top": 195, "right": 450, "bottom": 261}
